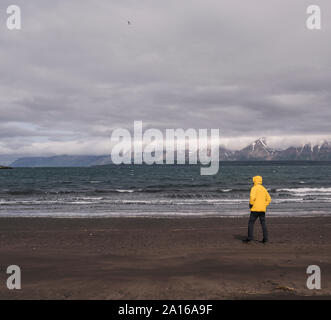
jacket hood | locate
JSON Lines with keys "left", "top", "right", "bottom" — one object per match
{"left": 253, "top": 176, "right": 263, "bottom": 185}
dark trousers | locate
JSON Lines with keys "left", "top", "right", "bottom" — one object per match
{"left": 248, "top": 212, "right": 268, "bottom": 241}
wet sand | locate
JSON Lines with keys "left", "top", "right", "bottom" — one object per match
{"left": 0, "top": 216, "right": 330, "bottom": 299}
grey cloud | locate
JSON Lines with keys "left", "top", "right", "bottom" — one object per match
{"left": 0, "top": 0, "right": 330, "bottom": 156}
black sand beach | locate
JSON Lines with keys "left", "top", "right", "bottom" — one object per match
{"left": 0, "top": 216, "right": 330, "bottom": 299}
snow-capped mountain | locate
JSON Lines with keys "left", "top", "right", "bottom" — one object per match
{"left": 275, "top": 141, "right": 331, "bottom": 161}
{"left": 221, "top": 138, "right": 331, "bottom": 161}
{"left": 229, "top": 138, "right": 276, "bottom": 160}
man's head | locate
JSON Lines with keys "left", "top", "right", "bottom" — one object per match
{"left": 253, "top": 176, "right": 263, "bottom": 185}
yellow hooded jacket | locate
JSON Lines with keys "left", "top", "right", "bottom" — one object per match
{"left": 250, "top": 176, "right": 271, "bottom": 212}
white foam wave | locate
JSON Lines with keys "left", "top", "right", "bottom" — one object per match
{"left": 277, "top": 187, "right": 331, "bottom": 194}
{"left": 3, "top": 197, "right": 331, "bottom": 207}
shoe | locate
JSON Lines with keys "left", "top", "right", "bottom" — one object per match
{"left": 262, "top": 239, "right": 268, "bottom": 244}
{"left": 242, "top": 238, "right": 251, "bottom": 243}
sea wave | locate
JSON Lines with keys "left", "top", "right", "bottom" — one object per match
{"left": 276, "top": 187, "right": 331, "bottom": 196}
{"left": 1, "top": 197, "right": 331, "bottom": 206}
{"left": 0, "top": 198, "right": 246, "bottom": 206}
{"left": 115, "top": 189, "right": 136, "bottom": 193}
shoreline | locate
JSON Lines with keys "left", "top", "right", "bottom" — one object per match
{"left": 0, "top": 216, "right": 331, "bottom": 299}
{"left": 1, "top": 212, "right": 331, "bottom": 219}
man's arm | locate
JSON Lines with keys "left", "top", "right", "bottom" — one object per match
{"left": 250, "top": 187, "right": 256, "bottom": 208}
{"left": 265, "top": 189, "right": 271, "bottom": 206}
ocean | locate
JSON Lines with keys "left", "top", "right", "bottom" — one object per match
{"left": 0, "top": 162, "right": 331, "bottom": 218}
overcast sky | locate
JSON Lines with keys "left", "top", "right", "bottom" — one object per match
{"left": 0, "top": 0, "right": 330, "bottom": 160}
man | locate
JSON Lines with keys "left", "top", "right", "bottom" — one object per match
{"left": 243, "top": 176, "right": 271, "bottom": 243}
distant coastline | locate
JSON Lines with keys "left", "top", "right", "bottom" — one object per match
{"left": 0, "top": 165, "right": 12, "bottom": 169}
{"left": 5, "top": 159, "right": 331, "bottom": 168}
{"left": 5, "top": 138, "right": 331, "bottom": 168}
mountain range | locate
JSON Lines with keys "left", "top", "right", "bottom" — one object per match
{"left": 221, "top": 138, "right": 331, "bottom": 161}
{"left": 8, "top": 138, "right": 331, "bottom": 167}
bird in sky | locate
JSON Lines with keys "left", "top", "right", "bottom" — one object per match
{"left": 128, "top": 21, "right": 132, "bottom": 25}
